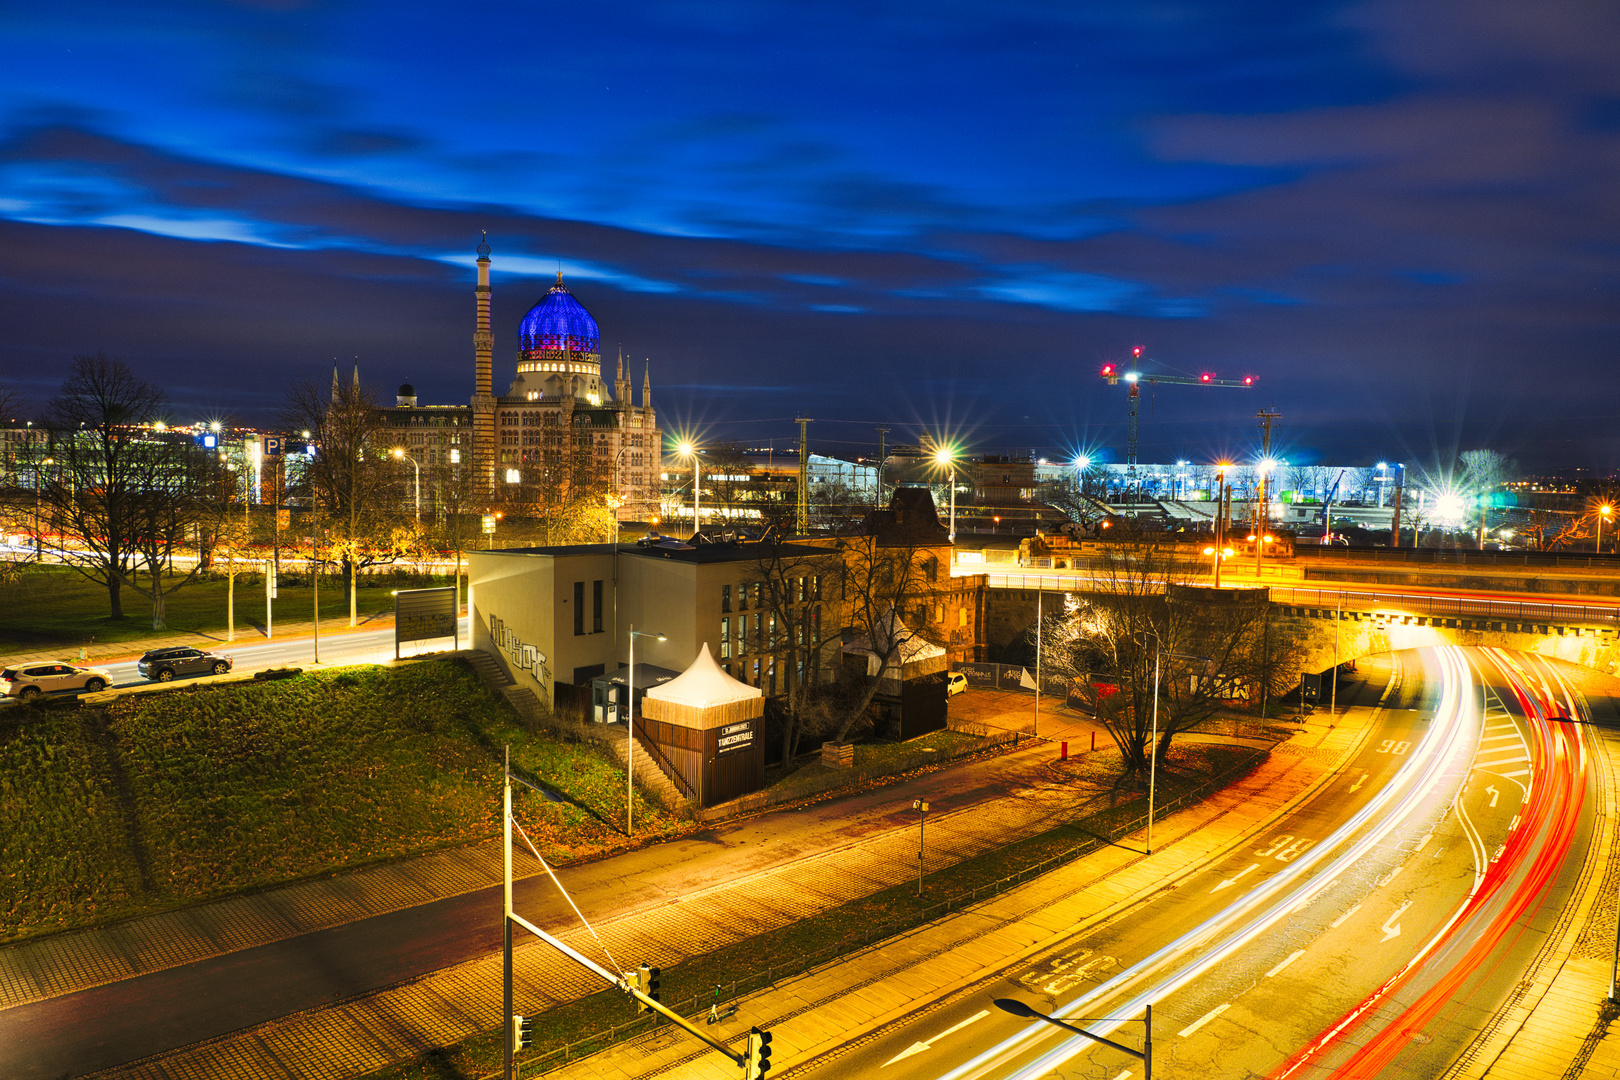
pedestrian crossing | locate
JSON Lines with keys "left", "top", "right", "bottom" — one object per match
{"left": 1474, "top": 687, "right": 1530, "bottom": 780}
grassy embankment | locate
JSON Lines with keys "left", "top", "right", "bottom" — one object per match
{"left": 362, "top": 738, "right": 1272, "bottom": 1080}
{"left": 0, "top": 659, "right": 686, "bottom": 944}
{"left": 0, "top": 566, "right": 451, "bottom": 654}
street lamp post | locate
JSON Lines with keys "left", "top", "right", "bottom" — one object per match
{"left": 1143, "top": 634, "right": 1210, "bottom": 854}
{"left": 679, "top": 442, "right": 701, "bottom": 532}
{"left": 934, "top": 446, "right": 956, "bottom": 543}
{"left": 994, "top": 998, "right": 1152, "bottom": 1079}
{"left": 912, "top": 798, "right": 930, "bottom": 895}
{"left": 626, "top": 626, "right": 666, "bottom": 836}
{"left": 1600, "top": 505, "right": 1613, "bottom": 554}
{"left": 392, "top": 448, "right": 420, "bottom": 520}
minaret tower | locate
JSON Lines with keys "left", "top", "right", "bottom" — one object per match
{"left": 471, "top": 233, "right": 496, "bottom": 494}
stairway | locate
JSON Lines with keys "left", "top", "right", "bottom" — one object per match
{"left": 460, "top": 649, "right": 689, "bottom": 812}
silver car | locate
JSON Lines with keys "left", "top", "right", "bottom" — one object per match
{"left": 1, "top": 662, "right": 114, "bottom": 701}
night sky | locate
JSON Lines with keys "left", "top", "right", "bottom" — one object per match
{"left": 1, "top": 1, "right": 1616, "bottom": 469}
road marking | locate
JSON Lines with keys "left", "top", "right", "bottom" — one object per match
{"left": 1350, "top": 772, "right": 1367, "bottom": 792}
{"left": 1330, "top": 903, "right": 1362, "bottom": 928}
{"left": 1212, "top": 864, "right": 1259, "bottom": 892}
{"left": 1381, "top": 900, "right": 1412, "bottom": 942}
{"left": 1266, "top": 949, "right": 1305, "bottom": 977}
{"left": 1485, "top": 785, "right": 1500, "bottom": 807}
{"left": 1414, "top": 832, "right": 1433, "bottom": 853}
{"left": 882, "top": 1010, "right": 989, "bottom": 1065}
{"left": 1178, "top": 1003, "right": 1231, "bottom": 1038}
{"left": 1111, "top": 1071, "right": 1132, "bottom": 1080}
{"left": 1377, "top": 866, "right": 1401, "bottom": 887}
{"left": 1500, "top": 769, "right": 1530, "bottom": 778}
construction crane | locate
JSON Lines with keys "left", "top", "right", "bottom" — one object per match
{"left": 1100, "top": 347, "right": 1257, "bottom": 495}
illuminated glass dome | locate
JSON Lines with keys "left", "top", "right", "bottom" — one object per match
{"left": 517, "top": 273, "right": 600, "bottom": 371}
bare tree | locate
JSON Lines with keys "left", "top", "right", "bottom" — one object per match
{"left": 280, "top": 373, "right": 395, "bottom": 625}
{"left": 1037, "top": 525, "right": 1294, "bottom": 773}
{"left": 1459, "top": 449, "right": 1517, "bottom": 548}
{"left": 745, "top": 534, "right": 846, "bottom": 764}
{"left": 826, "top": 531, "right": 939, "bottom": 743}
{"left": 35, "top": 354, "right": 225, "bottom": 625}
{"left": 1522, "top": 507, "right": 1585, "bottom": 551}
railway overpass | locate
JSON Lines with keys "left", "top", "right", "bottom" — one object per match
{"left": 967, "top": 563, "right": 1620, "bottom": 676}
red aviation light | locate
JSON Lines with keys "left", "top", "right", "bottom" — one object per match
{"left": 1132, "top": 346, "right": 1142, "bottom": 358}
{"left": 1243, "top": 375, "right": 1255, "bottom": 386}
{"left": 1101, "top": 364, "right": 1115, "bottom": 376}
{"left": 1200, "top": 373, "right": 1213, "bottom": 383}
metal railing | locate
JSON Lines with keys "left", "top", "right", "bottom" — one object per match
{"left": 1266, "top": 586, "right": 1620, "bottom": 628}
{"left": 523, "top": 749, "right": 1266, "bottom": 1076}
{"left": 1294, "top": 545, "right": 1620, "bottom": 571}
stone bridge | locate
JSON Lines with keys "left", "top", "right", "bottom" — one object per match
{"left": 979, "top": 571, "right": 1620, "bottom": 678}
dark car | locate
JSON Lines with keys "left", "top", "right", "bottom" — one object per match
{"left": 137, "top": 647, "right": 233, "bottom": 682}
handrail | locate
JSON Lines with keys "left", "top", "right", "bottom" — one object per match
{"left": 631, "top": 716, "right": 699, "bottom": 801}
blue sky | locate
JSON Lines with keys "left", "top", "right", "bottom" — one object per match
{"left": 1, "top": 1, "right": 1617, "bottom": 467}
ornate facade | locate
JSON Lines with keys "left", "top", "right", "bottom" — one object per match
{"left": 387, "top": 240, "right": 662, "bottom": 524}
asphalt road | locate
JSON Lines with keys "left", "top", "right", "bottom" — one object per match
{"left": 0, "top": 719, "right": 1081, "bottom": 1079}
{"left": 800, "top": 646, "right": 1596, "bottom": 1080}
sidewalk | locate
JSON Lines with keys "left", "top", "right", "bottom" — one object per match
{"left": 73, "top": 682, "right": 1382, "bottom": 1079}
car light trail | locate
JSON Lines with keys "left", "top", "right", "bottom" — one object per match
{"left": 1265, "top": 647, "right": 1588, "bottom": 1078}
{"left": 936, "top": 647, "right": 1481, "bottom": 1080}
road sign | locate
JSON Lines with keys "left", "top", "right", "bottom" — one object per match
{"left": 262, "top": 435, "right": 284, "bottom": 456}
{"left": 483, "top": 514, "right": 498, "bottom": 534}
{"left": 395, "top": 586, "right": 458, "bottom": 658}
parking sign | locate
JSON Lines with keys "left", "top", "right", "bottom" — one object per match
{"left": 262, "top": 435, "right": 284, "bottom": 456}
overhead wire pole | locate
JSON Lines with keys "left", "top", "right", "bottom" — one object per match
{"left": 873, "top": 426, "right": 889, "bottom": 510}
{"left": 795, "top": 416, "right": 813, "bottom": 534}
{"left": 1255, "top": 410, "right": 1281, "bottom": 577}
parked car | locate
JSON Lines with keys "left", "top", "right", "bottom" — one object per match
{"left": 137, "top": 647, "right": 233, "bottom": 682}
{"left": 1, "top": 662, "right": 114, "bottom": 701}
{"left": 947, "top": 672, "right": 968, "bottom": 697}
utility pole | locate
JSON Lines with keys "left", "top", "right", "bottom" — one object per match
{"left": 874, "top": 426, "right": 889, "bottom": 510}
{"left": 796, "top": 416, "right": 813, "bottom": 535}
{"left": 1390, "top": 467, "right": 1404, "bottom": 549}
{"left": 1255, "top": 410, "right": 1281, "bottom": 577}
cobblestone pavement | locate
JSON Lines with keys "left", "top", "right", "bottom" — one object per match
{"left": 75, "top": 692, "right": 1376, "bottom": 1080}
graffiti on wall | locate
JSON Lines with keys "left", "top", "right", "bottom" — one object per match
{"left": 489, "top": 614, "right": 551, "bottom": 686}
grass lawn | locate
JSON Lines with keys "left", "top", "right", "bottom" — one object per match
{"left": 0, "top": 659, "right": 686, "bottom": 944}
{"left": 361, "top": 741, "right": 1264, "bottom": 1080}
{"left": 0, "top": 566, "right": 450, "bottom": 653}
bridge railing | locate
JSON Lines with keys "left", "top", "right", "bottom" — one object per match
{"left": 979, "top": 571, "right": 1620, "bottom": 628}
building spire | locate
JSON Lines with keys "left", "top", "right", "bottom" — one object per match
{"left": 642, "top": 360, "right": 652, "bottom": 410}
{"left": 331, "top": 361, "right": 339, "bottom": 402}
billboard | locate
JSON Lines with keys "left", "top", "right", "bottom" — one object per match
{"left": 395, "top": 586, "right": 458, "bottom": 658}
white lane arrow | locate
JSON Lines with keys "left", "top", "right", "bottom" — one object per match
{"left": 1350, "top": 772, "right": 1367, "bottom": 793}
{"left": 884, "top": 1010, "right": 989, "bottom": 1066}
{"left": 1212, "top": 864, "right": 1260, "bottom": 893}
{"left": 1381, "top": 900, "right": 1412, "bottom": 942}
{"left": 1485, "top": 785, "right": 1500, "bottom": 808}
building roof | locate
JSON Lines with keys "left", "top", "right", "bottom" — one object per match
{"left": 518, "top": 275, "right": 600, "bottom": 360}
{"left": 860, "top": 487, "right": 950, "bottom": 546}
{"left": 645, "top": 643, "right": 761, "bottom": 708}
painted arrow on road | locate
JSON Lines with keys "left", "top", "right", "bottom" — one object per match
{"left": 1350, "top": 772, "right": 1367, "bottom": 792}
{"left": 884, "top": 1010, "right": 989, "bottom": 1066}
{"left": 1381, "top": 900, "right": 1412, "bottom": 942}
{"left": 1212, "top": 864, "right": 1260, "bottom": 893}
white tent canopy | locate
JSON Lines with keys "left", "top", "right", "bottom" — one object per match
{"left": 645, "top": 642, "right": 763, "bottom": 708}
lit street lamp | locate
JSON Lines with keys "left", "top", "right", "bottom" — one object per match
{"left": 392, "top": 448, "right": 420, "bottom": 520}
{"left": 626, "top": 625, "right": 666, "bottom": 836}
{"left": 1600, "top": 504, "right": 1613, "bottom": 554}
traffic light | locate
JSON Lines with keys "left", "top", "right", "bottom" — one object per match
{"left": 634, "top": 963, "right": 661, "bottom": 1013}
{"left": 511, "top": 1014, "right": 533, "bottom": 1053}
{"left": 745, "top": 1027, "right": 773, "bottom": 1079}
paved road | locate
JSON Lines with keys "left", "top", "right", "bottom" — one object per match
{"left": 801, "top": 646, "right": 1595, "bottom": 1079}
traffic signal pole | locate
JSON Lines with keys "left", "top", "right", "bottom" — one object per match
{"left": 501, "top": 756, "right": 758, "bottom": 1074}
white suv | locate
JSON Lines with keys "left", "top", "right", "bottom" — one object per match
{"left": 1, "top": 663, "right": 114, "bottom": 702}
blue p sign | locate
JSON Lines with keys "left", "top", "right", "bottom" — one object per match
{"left": 262, "top": 436, "right": 284, "bottom": 456}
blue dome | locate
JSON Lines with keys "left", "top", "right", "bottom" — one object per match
{"left": 517, "top": 275, "right": 600, "bottom": 359}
